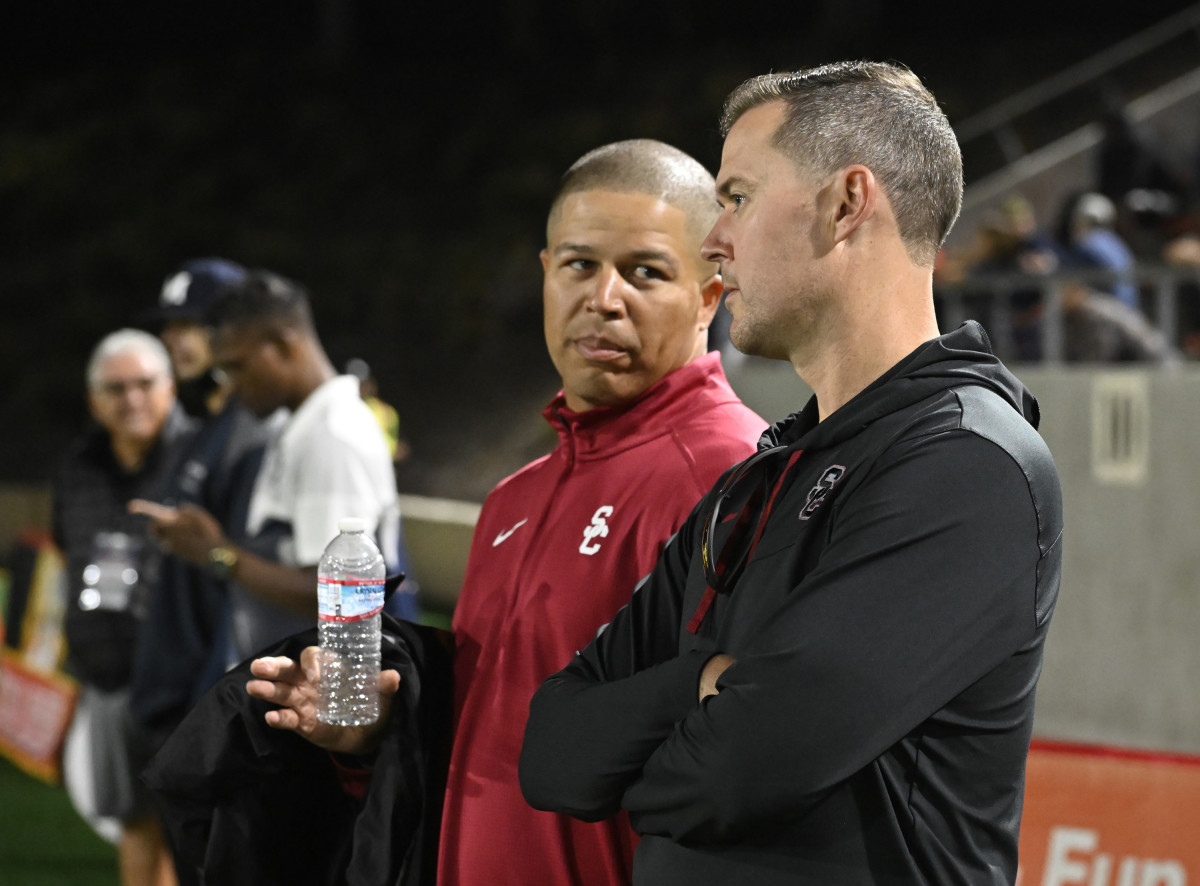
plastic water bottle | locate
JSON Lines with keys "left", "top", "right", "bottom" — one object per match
{"left": 317, "top": 517, "right": 385, "bottom": 726}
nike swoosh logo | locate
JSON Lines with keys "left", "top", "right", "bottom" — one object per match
{"left": 493, "top": 519, "right": 528, "bottom": 547}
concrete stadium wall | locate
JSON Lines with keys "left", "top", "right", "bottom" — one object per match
{"left": 724, "top": 358, "right": 1200, "bottom": 755}
{"left": 396, "top": 494, "right": 479, "bottom": 616}
{"left": 1028, "top": 367, "right": 1200, "bottom": 754}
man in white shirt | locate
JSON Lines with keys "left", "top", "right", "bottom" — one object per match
{"left": 132, "top": 269, "right": 406, "bottom": 660}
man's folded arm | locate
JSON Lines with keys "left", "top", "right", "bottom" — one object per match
{"left": 519, "top": 517, "right": 709, "bottom": 818}
{"left": 620, "top": 433, "right": 1054, "bottom": 843}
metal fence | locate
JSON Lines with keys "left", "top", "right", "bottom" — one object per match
{"left": 934, "top": 264, "right": 1200, "bottom": 363}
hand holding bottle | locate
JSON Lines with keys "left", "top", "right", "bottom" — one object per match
{"left": 246, "top": 648, "right": 401, "bottom": 756}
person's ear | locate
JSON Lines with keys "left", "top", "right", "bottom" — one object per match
{"left": 265, "top": 327, "right": 297, "bottom": 361}
{"left": 831, "top": 165, "right": 877, "bottom": 244}
{"left": 698, "top": 273, "right": 724, "bottom": 328}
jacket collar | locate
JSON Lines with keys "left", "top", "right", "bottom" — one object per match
{"left": 763, "top": 320, "right": 1037, "bottom": 452}
{"left": 542, "top": 352, "right": 731, "bottom": 459}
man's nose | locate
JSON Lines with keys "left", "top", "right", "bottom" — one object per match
{"left": 586, "top": 267, "right": 627, "bottom": 316}
{"left": 700, "top": 217, "right": 730, "bottom": 264}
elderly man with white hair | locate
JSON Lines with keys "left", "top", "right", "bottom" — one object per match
{"left": 53, "top": 327, "right": 195, "bottom": 886}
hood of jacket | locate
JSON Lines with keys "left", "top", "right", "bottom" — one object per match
{"left": 763, "top": 321, "right": 1039, "bottom": 451}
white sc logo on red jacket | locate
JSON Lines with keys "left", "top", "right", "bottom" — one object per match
{"left": 579, "top": 506, "right": 613, "bottom": 555}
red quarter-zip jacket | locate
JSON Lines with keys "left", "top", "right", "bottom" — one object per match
{"left": 439, "top": 352, "right": 765, "bottom": 886}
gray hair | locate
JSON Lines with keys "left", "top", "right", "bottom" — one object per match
{"left": 720, "top": 61, "right": 963, "bottom": 268}
{"left": 548, "top": 139, "right": 720, "bottom": 253}
{"left": 86, "top": 328, "right": 172, "bottom": 389}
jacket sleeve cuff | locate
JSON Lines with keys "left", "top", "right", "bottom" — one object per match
{"left": 328, "top": 752, "right": 372, "bottom": 801}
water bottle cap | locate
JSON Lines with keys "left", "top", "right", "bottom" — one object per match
{"left": 338, "top": 517, "right": 367, "bottom": 533}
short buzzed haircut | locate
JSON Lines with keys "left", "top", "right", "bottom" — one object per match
{"left": 720, "top": 61, "right": 963, "bottom": 268}
{"left": 547, "top": 139, "right": 720, "bottom": 254}
{"left": 207, "top": 269, "right": 317, "bottom": 337}
{"left": 87, "top": 328, "right": 171, "bottom": 389}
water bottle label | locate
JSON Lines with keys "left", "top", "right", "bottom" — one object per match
{"left": 317, "top": 578, "right": 385, "bottom": 622}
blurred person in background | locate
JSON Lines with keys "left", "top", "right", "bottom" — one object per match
{"left": 131, "top": 268, "right": 414, "bottom": 664}
{"left": 343, "top": 355, "right": 420, "bottom": 610}
{"left": 128, "top": 258, "right": 278, "bottom": 761}
{"left": 345, "top": 356, "right": 411, "bottom": 464}
{"left": 1163, "top": 227, "right": 1200, "bottom": 358}
{"left": 53, "top": 328, "right": 194, "bottom": 886}
{"left": 1060, "top": 191, "right": 1140, "bottom": 310}
{"left": 959, "top": 194, "right": 1066, "bottom": 361}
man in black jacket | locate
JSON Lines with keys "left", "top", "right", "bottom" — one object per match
{"left": 129, "top": 258, "right": 274, "bottom": 745}
{"left": 519, "top": 61, "right": 1064, "bottom": 885}
{"left": 54, "top": 328, "right": 195, "bottom": 886}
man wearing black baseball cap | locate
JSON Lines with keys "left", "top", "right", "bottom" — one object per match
{"left": 150, "top": 257, "right": 249, "bottom": 417}
{"left": 128, "top": 258, "right": 277, "bottom": 767}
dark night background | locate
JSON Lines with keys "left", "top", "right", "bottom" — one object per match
{"left": 3, "top": 1, "right": 1197, "bottom": 501}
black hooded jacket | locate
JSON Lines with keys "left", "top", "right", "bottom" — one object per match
{"left": 143, "top": 615, "right": 452, "bottom": 886}
{"left": 520, "top": 322, "right": 1064, "bottom": 885}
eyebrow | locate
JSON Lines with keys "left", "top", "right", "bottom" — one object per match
{"left": 629, "top": 249, "right": 680, "bottom": 270}
{"left": 553, "top": 243, "right": 681, "bottom": 270}
{"left": 96, "top": 374, "right": 163, "bottom": 387}
{"left": 552, "top": 242, "right": 598, "bottom": 256}
{"left": 716, "top": 175, "right": 750, "bottom": 202}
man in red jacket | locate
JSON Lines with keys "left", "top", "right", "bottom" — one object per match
{"left": 246, "top": 139, "right": 766, "bottom": 885}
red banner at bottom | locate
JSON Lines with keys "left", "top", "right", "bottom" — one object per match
{"left": 0, "top": 650, "right": 78, "bottom": 783}
{"left": 1017, "top": 738, "right": 1200, "bottom": 886}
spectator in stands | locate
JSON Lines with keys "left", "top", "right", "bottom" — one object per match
{"left": 990, "top": 194, "right": 1064, "bottom": 276}
{"left": 1163, "top": 229, "right": 1200, "bottom": 358}
{"left": 931, "top": 194, "right": 1061, "bottom": 361}
{"left": 1060, "top": 191, "right": 1140, "bottom": 310}
{"left": 53, "top": 328, "right": 193, "bottom": 886}
{"left": 964, "top": 194, "right": 1066, "bottom": 361}
{"left": 1164, "top": 233, "right": 1200, "bottom": 268}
